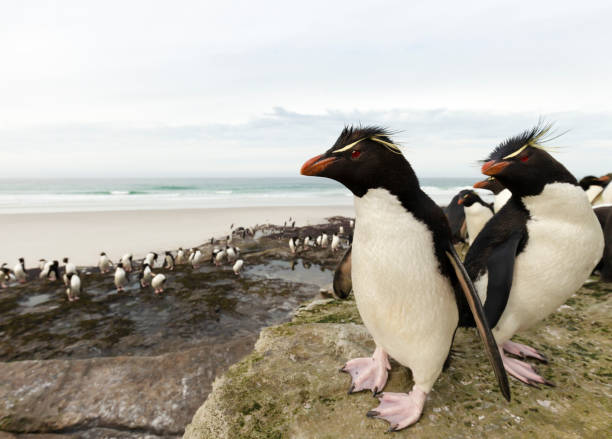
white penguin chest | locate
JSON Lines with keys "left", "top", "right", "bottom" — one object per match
{"left": 493, "top": 183, "right": 604, "bottom": 338}
{"left": 351, "top": 189, "right": 457, "bottom": 363}
{"left": 464, "top": 203, "right": 493, "bottom": 244}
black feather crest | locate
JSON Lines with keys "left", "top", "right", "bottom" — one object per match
{"left": 485, "top": 121, "right": 562, "bottom": 162}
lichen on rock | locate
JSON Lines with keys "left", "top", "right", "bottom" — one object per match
{"left": 183, "top": 280, "right": 612, "bottom": 438}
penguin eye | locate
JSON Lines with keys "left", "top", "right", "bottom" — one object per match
{"left": 520, "top": 155, "right": 529, "bottom": 163}
{"left": 351, "top": 150, "right": 361, "bottom": 159}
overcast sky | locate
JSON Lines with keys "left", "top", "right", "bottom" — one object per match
{"left": 1, "top": 1, "right": 611, "bottom": 179}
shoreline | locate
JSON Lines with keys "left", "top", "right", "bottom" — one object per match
{"left": 0, "top": 205, "right": 354, "bottom": 265}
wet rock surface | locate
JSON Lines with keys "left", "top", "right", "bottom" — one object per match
{"left": 183, "top": 279, "right": 612, "bottom": 439}
{"left": 0, "top": 218, "right": 352, "bottom": 438}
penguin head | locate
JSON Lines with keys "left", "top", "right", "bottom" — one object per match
{"left": 19, "top": 257, "right": 24, "bottom": 263}
{"left": 100, "top": 252, "right": 106, "bottom": 256}
{"left": 52, "top": 260, "right": 59, "bottom": 267}
{"left": 301, "top": 126, "right": 413, "bottom": 197}
{"left": 481, "top": 124, "right": 575, "bottom": 197}
{"left": 63, "top": 257, "right": 69, "bottom": 263}
{"left": 473, "top": 177, "right": 505, "bottom": 194}
{"left": 579, "top": 175, "right": 609, "bottom": 190}
{"left": 117, "top": 262, "right": 124, "bottom": 268}
{"left": 457, "top": 190, "right": 486, "bottom": 207}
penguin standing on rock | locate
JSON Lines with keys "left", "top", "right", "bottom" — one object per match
{"left": 63, "top": 257, "right": 77, "bottom": 278}
{"left": 301, "top": 126, "right": 508, "bottom": 431}
{"left": 13, "top": 258, "right": 27, "bottom": 283}
{"left": 331, "top": 233, "right": 340, "bottom": 252}
{"left": 191, "top": 249, "right": 203, "bottom": 269}
{"left": 65, "top": 273, "right": 81, "bottom": 301}
{"left": 98, "top": 253, "right": 113, "bottom": 273}
{"left": 139, "top": 263, "right": 154, "bottom": 287}
{"left": 176, "top": 248, "right": 186, "bottom": 265}
{"left": 233, "top": 259, "right": 244, "bottom": 275}
{"left": 462, "top": 124, "right": 604, "bottom": 386}
{"left": 457, "top": 191, "right": 494, "bottom": 246}
{"left": 114, "top": 263, "right": 128, "bottom": 292}
{"left": 121, "top": 253, "right": 134, "bottom": 272}
{"left": 46, "top": 260, "right": 60, "bottom": 281}
{"left": 151, "top": 273, "right": 167, "bottom": 294}
{"left": 163, "top": 251, "right": 175, "bottom": 270}
{"left": 144, "top": 252, "right": 158, "bottom": 268}
{"left": 0, "top": 264, "right": 11, "bottom": 288}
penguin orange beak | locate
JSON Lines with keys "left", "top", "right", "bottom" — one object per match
{"left": 599, "top": 175, "right": 611, "bottom": 183}
{"left": 482, "top": 160, "right": 510, "bottom": 176}
{"left": 300, "top": 155, "right": 338, "bottom": 176}
{"left": 473, "top": 180, "right": 489, "bottom": 189}
{"left": 457, "top": 198, "right": 464, "bottom": 205}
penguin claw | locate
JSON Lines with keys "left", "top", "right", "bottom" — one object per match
{"left": 341, "top": 348, "right": 391, "bottom": 395}
{"left": 501, "top": 351, "right": 554, "bottom": 387}
{"left": 502, "top": 340, "right": 548, "bottom": 363}
{"left": 366, "top": 390, "right": 427, "bottom": 432}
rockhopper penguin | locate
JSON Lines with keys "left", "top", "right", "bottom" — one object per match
{"left": 301, "top": 126, "right": 509, "bottom": 431}
{"left": 474, "top": 176, "right": 511, "bottom": 213}
{"left": 462, "top": 124, "right": 604, "bottom": 386}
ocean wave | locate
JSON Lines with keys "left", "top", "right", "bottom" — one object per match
{"left": 152, "top": 185, "right": 198, "bottom": 191}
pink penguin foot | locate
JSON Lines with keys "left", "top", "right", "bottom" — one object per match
{"left": 340, "top": 347, "right": 390, "bottom": 395}
{"left": 366, "top": 389, "right": 427, "bottom": 432}
{"left": 503, "top": 340, "right": 547, "bottom": 362}
{"left": 502, "top": 351, "right": 554, "bottom": 387}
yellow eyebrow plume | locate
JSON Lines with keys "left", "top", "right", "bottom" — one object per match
{"left": 332, "top": 135, "right": 403, "bottom": 155}
{"left": 502, "top": 125, "right": 555, "bottom": 159}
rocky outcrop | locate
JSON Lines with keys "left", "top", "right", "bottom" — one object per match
{"left": 0, "top": 337, "right": 255, "bottom": 438}
{"left": 184, "top": 281, "right": 612, "bottom": 438}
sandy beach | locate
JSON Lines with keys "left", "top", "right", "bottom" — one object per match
{"left": 0, "top": 205, "right": 354, "bottom": 265}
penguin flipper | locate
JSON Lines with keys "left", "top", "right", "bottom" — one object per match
{"left": 483, "top": 230, "right": 524, "bottom": 328}
{"left": 445, "top": 246, "right": 511, "bottom": 402}
{"left": 333, "top": 246, "right": 352, "bottom": 299}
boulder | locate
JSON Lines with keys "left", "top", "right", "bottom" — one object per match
{"left": 184, "top": 281, "right": 612, "bottom": 438}
{"left": 0, "top": 337, "right": 255, "bottom": 438}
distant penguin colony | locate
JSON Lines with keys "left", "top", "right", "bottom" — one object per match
{"left": 1, "top": 220, "right": 259, "bottom": 298}
{"left": 302, "top": 125, "right": 508, "bottom": 431}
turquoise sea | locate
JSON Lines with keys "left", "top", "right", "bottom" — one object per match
{"left": 0, "top": 177, "right": 481, "bottom": 213}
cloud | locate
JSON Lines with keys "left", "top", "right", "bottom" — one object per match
{"left": 1, "top": 107, "right": 611, "bottom": 179}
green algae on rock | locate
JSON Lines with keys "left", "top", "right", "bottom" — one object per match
{"left": 183, "top": 281, "right": 612, "bottom": 439}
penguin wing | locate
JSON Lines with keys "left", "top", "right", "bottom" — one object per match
{"left": 332, "top": 246, "right": 352, "bottom": 299}
{"left": 482, "top": 230, "right": 524, "bottom": 328}
{"left": 445, "top": 245, "right": 511, "bottom": 402}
